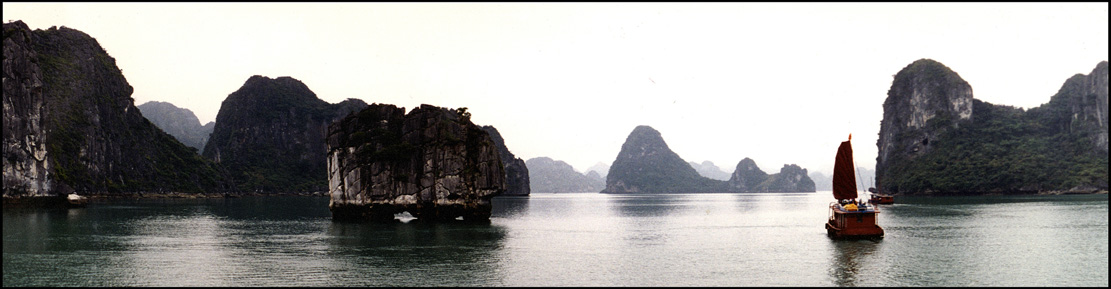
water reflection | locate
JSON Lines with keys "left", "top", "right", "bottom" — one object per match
{"left": 491, "top": 196, "right": 530, "bottom": 219}
{"left": 609, "top": 194, "right": 682, "bottom": 217}
{"left": 325, "top": 221, "right": 508, "bottom": 286}
{"left": 828, "top": 239, "right": 881, "bottom": 286}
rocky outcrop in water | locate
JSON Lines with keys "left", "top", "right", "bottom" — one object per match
{"left": 602, "top": 126, "right": 815, "bottom": 193}
{"left": 875, "top": 59, "right": 1108, "bottom": 195}
{"left": 526, "top": 157, "right": 606, "bottom": 193}
{"left": 2, "top": 20, "right": 229, "bottom": 199}
{"left": 602, "top": 126, "right": 721, "bottom": 193}
{"left": 137, "top": 101, "right": 214, "bottom": 151}
{"left": 753, "top": 164, "right": 815, "bottom": 193}
{"left": 202, "top": 75, "right": 367, "bottom": 193}
{"left": 725, "top": 158, "right": 816, "bottom": 193}
{"left": 481, "top": 126, "right": 530, "bottom": 196}
{"left": 726, "top": 158, "right": 767, "bottom": 192}
{"left": 326, "top": 104, "right": 505, "bottom": 222}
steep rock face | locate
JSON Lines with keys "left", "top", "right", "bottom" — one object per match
{"left": 3, "top": 21, "right": 53, "bottom": 197}
{"left": 602, "top": 126, "right": 722, "bottom": 193}
{"left": 726, "top": 158, "right": 767, "bottom": 192}
{"left": 137, "top": 101, "right": 213, "bottom": 151}
{"left": 876, "top": 60, "right": 1108, "bottom": 195}
{"left": 876, "top": 59, "right": 974, "bottom": 179}
{"left": 481, "top": 126, "right": 530, "bottom": 196}
{"left": 202, "top": 75, "right": 367, "bottom": 193}
{"left": 689, "top": 160, "right": 731, "bottom": 181}
{"left": 326, "top": 104, "right": 505, "bottom": 222}
{"left": 526, "top": 157, "right": 605, "bottom": 193}
{"left": 2, "top": 21, "right": 229, "bottom": 197}
{"left": 1039, "top": 61, "right": 1108, "bottom": 154}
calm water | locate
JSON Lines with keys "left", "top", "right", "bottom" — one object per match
{"left": 4, "top": 192, "right": 1107, "bottom": 286}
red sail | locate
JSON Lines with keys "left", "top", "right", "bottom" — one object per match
{"left": 832, "top": 139, "right": 857, "bottom": 200}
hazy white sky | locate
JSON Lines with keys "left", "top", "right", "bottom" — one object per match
{"left": 4, "top": 3, "right": 1108, "bottom": 176}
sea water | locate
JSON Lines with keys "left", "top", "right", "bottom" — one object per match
{"left": 3, "top": 193, "right": 1107, "bottom": 286}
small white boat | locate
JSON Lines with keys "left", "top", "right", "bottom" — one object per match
{"left": 67, "top": 193, "right": 88, "bottom": 207}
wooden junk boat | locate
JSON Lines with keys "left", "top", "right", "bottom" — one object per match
{"left": 825, "top": 135, "right": 884, "bottom": 239}
{"left": 868, "top": 185, "right": 894, "bottom": 205}
{"left": 868, "top": 192, "right": 894, "bottom": 205}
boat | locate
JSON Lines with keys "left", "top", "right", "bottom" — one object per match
{"left": 67, "top": 193, "right": 88, "bottom": 207}
{"left": 825, "top": 134, "right": 884, "bottom": 239}
{"left": 868, "top": 186, "right": 894, "bottom": 204}
{"left": 868, "top": 193, "right": 894, "bottom": 205}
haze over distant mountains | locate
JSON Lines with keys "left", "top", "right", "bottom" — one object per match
{"left": 137, "top": 101, "right": 214, "bottom": 151}
{"left": 526, "top": 157, "right": 605, "bottom": 193}
{"left": 689, "top": 161, "right": 731, "bottom": 181}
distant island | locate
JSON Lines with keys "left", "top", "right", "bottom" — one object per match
{"left": 601, "top": 125, "right": 815, "bottom": 193}
{"left": 875, "top": 59, "right": 1108, "bottom": 195}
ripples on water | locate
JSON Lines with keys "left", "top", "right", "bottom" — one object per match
{"left": 3, "top": 193, "right": 1107, "bottom": 286}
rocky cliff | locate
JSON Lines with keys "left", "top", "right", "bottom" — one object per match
{"left": 876, "top": 59, "right": 974, "bottom": 176}
{"left": 876, "top": 59, "right": 1108, "bottom": 195}
{"left": 481, "top": 126, "right": 530, "bottom": 196}
{"left": 326, "top": 104, "right": 505, "bottom": 222}
{"left": 202, "top": 75, "right": 367, "bottom": 193}
{"left": 2, "top": 21, "right": 229, "bottom": 199}
{"left": 137, "top": 101, "right": 214, "bottom": 151}
{"left": 3, "top": 20, "right": 53, "bottom": 198}
{"left": 526, "top": 157, "right": 606, "bottom": 193}
{"left": 1036, "top": 61, "right": 1109, "bottom": 154}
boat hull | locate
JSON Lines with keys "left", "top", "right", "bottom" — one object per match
{"left": 826, "top": 204, "right": 884, "bottom": 239}
{"left": 869, "top": 195, "right": 894, "bottom": 205}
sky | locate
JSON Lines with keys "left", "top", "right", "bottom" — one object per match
{"left": 4, "top": 3, "right": 1108, "bottom": 176}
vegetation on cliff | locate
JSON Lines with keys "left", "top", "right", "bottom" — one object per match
{"left": 878, "top": 60, "right": 1108, "bottom": 194}
{"left": 4, "top": 21, "right": 229, "bottom": 196}
{"left": 203, "top": 75, "right": 367, "bottom": 193}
